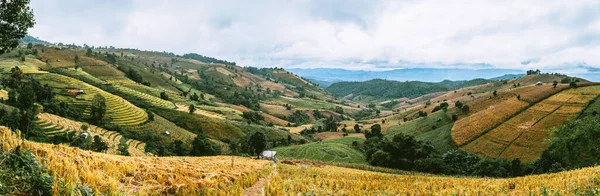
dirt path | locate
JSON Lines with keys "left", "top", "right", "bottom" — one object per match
{"left": 243, "top": 164, "right": 277, "bottom": 196}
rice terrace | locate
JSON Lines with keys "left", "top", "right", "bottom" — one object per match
{"left": 1, "top": 0, "right": 600, "bottom": 195}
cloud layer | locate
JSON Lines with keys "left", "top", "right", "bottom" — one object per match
{"left": 29, "top": 0, "right": 600, "bottom": 72}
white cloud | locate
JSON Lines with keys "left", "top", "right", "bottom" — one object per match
{"left": 28, "top": 0, "right": 600, "bottom": 72}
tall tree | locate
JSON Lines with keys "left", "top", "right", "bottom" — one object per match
{"left": 248, "top": 132, "right": 267, "bottom": 158}
{"left": 90, "top": 93, "right": 106, "bottom": 125}
{"left": 189, "top": 104, "right": 196, "bottom": 114}
{"left": 0, "top": 0, "right": 36, "bottom": 54}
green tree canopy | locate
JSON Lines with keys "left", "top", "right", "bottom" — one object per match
{"left": 90, "top": 93, "right": 106, "bottom": 125}
{"left": 248, "top": 131, "right": 267, "bottom": 158}
{"left": 0, "top": 0, "right": 36, "bottom": 54}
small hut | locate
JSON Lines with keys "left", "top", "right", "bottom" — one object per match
{"left": 261, "top": 151, "right": 277, "bottom": 160}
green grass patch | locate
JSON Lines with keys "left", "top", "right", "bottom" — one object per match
{"left": 386, "top": 111, "right": 457, "bottom": 153}
{"left": 272, "top": 137, "right": 366, "bottom": 164}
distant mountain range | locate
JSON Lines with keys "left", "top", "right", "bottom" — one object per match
{"left": 288, "top": 68, "right": 526, "bottom": 83}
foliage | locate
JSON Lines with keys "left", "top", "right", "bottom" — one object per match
{"left": 159, "top": 91, "right": 169, "bottom": 100}
{"left": 535, "top": 116, "right": 600, "bottom": 172}
{"left": 248, "top": 131, "right": 267, "bottom": 158}
{"left": 191, "top": 134, "right": 221, "bottom": 156}
{"left": 242, "top": 111, "right": 264, "bottom": 124}
{"left": 182, "top": 53, "right": 236, "bottom": 65}
{"left": 285, "top": 110, "right": 311, "bottom": 125}
{"left": 0, "top": 146, "right": 53, "bottom": 196}
{"left": 89, "top": 93, "right": 106, "bottom": 125}
{"left": 326, "top": 79, "right": 450, "bottom": 100}
{"left": 365, "top": 133, "right": 435, "bottom": 170}
{"left": 0, "top": 0, "right": 35, "bottom": 54}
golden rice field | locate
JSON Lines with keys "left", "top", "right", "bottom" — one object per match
{"left": 0, "top": 58, "right": 48, "bottom": 74}
{"left": 462, "top": 86, "right": 600, "bottom": 162}
{"left": 113, "top": 85, "right": 176, "bottom": 108}
{"left": 176, "top": 104, "right": 226, "bottom": 119}
{"left": 35, "top": 113, "right": 148, "bottom": 156}
{"left": 37, "top": 74, "right": 148, "bottom": 126}
{"left": 266, "top": 164, "right": 600, "bottom": 195}
{"left": 0, "top": 127, "right": 272, "bottom": 195}
{"left": 451, "top": 97, "right": 529, "bottom": 146}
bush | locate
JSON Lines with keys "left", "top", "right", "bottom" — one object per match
{"left": 0, "top": 146, "right": 53, "bottom": 196}
{"left": 191, "top": 134, "right": 221, "bottom": 156}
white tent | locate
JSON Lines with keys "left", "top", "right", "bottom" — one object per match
{"left": 261, "top": 151, "right": 277, "bottom": 160}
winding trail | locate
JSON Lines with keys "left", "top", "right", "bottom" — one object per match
{"left": 243, "top": 163, "right": 278, "bottom": 196}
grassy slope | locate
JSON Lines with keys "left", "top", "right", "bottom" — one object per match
{"left": 386, "top": 111, "right": 457, "bottom": 152}
{"left": 272, "top": 137, "right": 366, "bottom": 164}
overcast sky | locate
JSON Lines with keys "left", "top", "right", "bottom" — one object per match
{"left": 28, "top": 0, "right": 600, "bottom": 73}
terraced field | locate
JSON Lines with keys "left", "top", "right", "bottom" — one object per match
{"left": 129, "top": 114, "right": 197, "bottom": 143}
{"left": 451, "top": 97, "right": 529, "bottom": 146}
{"left": 37, "top": 74, "right": 148, "bottom": 126}
{"left": 113, "top": 85, "right": 176, "bottom": 108}
{"left": 0, "top": 58, "right": 48, "bottom": 74}
{"left": 462, "top": 86, "right": 600, "bottom": 162}
{"left": 35, "top": 113, "right": 147, "bottom": 156}
{"left": 272, "top": 137, "right": 366, "bottom": 164}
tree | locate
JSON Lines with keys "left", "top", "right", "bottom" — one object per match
{"left": 191, "top": 134, "right": 221, "bottom": 156}
{"left": 86, "top": 48, "right": 93, "bottom": 56}
{"left": 455, "top": 101, "right": 463, "bottom": 109}
{"left": 74, "top": 55, "right": 79, "bottom": 65}
{"left": 570, "top": 81, "right": 577, "bottom": 88}
{"left": 91, "top": 136, "right": 108, "bottom": 153}
{"left": 26, "top": 42, "right": 32, "bottom": 49}
{"left": 188, "top": 104, "right": 196, "bottom": 114}
{"left": 146, "top": 109, "right": 154, "bottom": 121}
{"left": 118, "top": 138, "right": 130, "bottom": 156}
{"left": 0, "top": 0, "right": 35, "bottom": 54}
{"left": 17, "top": 84, "right": 35, "bottom": 110}
{"left": 172, "top": 140, "right": 188, "bottom": 156}
{"left": 461, "top": 105, "right": 470, "bottom": 114}
{"left": 553, "top": 80, "right": 558, "bottom": 88}
{"left": 248, "top": 132, "right": 267, "bottom": 158}
{"left": 369, "top": 124, "right": 382, "bottom": 138}
{"left": 90, "top": 93, "right": 106, "bottom": 125}
{"left": 160, "top": 91, "right": 169, "bottom": 100}
{"left": 492, "top": 90, "right": 497, "bottom": 96}
{"left": 354, "top": 124, "right": 361, "bottom": 133}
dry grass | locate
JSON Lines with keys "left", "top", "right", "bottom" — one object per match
{"left": 508, "top": 84, "right": 569, "bottom": 103}
{"left": 262, "top": 113, "right": 290, "bottom": 126}
{"left": 175, "top": 104, "right": 226, "bottom": 119}
{"left": 451, "top": 97, "right": 529, "bottom": 146}
{"left": 81, "top": 65, "right": 124, "bottom": 77}
{"left": 0, "top": 127, "right": 271, "bottom": 195}
{"left": 461, "top": 86, "right": 600, "bottom": 162}
{"left": 267, "top": 163, "right": 600, "bottom": 195}
{"left": 260, "top": 103, "right": 293, "bottom": 117}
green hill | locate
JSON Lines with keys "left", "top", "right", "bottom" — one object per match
{"left": 272, "top": 137, "right": 366, "bottom": 164}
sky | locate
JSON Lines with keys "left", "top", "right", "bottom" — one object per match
{"left": 28, "top": 0, "right": 600, "bottom": 74}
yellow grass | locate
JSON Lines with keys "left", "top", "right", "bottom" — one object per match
{"left": 451, "top": 97, "right": 529, "bottom": 146}
{"left": 266, "top": 164, "right": 600, "bottom": 195}
{"left": 0, "top": 127, "right": 271, "bottom": 195}
{"left": 175, "top": 104, "right": 226, "bottom": 119}
{"left": 462, "top": 85, "right": 600, "bottom": 162}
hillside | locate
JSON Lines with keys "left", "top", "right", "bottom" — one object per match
{"left": 326, "top": 79, "right": 451, "bottom": 102}
{"left": 326, "top": 78, "right": 505, "bottom": 103}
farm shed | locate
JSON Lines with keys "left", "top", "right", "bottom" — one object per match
{"left": 261, "top": 151, "right": 277, "bottom": 160}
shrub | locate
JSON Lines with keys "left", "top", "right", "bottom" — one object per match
{"left": 0, "top": 146, "right": 53, "bottom": 195}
